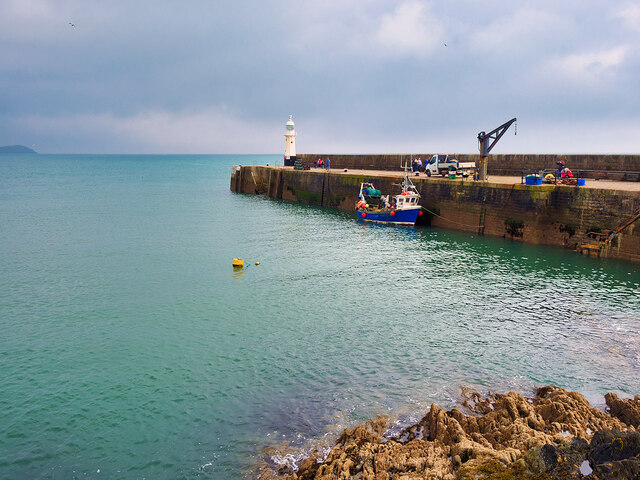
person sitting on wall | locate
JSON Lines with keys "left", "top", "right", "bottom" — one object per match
{"left": 561, "top": 167, "right": 574, "bottom": 178}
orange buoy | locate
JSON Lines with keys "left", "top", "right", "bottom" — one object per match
{"left": 232, "top": 258, "right": 244, "bottom": 268}
{"left": 418, "top": 210, "right": 423, "bottom": 216}
{"left": 390, "top": 210, "right": 395, "bottom": 216}
{"left": 362, "top": 212, "right": 367, "bottom": 218}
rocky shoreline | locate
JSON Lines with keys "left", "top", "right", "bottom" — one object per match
{"left": 259, "top": 386, "right": 640, "bottom": 480}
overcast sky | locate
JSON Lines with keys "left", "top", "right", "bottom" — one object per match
{"left": 1, "top": 0, "right": 639, "bottom": 154}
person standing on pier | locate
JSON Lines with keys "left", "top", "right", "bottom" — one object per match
{"left": 326, "top": 158, "right": 331, "bottom": 170}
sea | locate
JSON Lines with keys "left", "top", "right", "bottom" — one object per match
{"left": 1, "top": 154, "right": 639, "bottom": 479}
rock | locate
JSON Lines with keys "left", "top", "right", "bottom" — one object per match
{"left": 296, "top": 456, "right": 320, "bottom": 480}
{"left": 524, "top": 443, "right": 558, "bottom": 473}
{"left": 589, "top": 430, "right": 640, "bottom": 463}
{"left": 605, "top": 392, "right": 640, "bottom": 428}
{"left": 264, "top": 387, "right": 639, "bottom": 480}
{"left": 588, "top": 429, "right": 640, "bottom": 480}
{"left": 335, "top": 416, "right": 387, "bottom": 447}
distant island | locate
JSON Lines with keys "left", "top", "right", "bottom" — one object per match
{"left": 0, "top": 145, "right": 37, "bottom": 154}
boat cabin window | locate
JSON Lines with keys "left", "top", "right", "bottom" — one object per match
{"left": 398, "top": 198, "right": 404, "bottom": 204}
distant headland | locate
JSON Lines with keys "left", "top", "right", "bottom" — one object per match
{"left": 0, "top": 145, "right": 37, "bottom": 154}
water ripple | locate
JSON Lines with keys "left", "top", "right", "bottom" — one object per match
{"left": 1, "top": 155, "right": 639, "bottom": 479}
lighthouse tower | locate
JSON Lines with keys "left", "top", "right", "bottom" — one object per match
{"left": 283, "top": 115, "right": 297, "bottom": 167}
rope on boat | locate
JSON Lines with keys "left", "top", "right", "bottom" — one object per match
{"left": 421, "top": 207, "right": 485, "bottom": 229}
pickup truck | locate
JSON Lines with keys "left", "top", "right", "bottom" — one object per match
{"left": 424, "top": 154, "right": 475, "bottom": 177}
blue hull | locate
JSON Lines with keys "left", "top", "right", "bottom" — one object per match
{"left": 357, "top": 208, "right": 420, "bottom": 225}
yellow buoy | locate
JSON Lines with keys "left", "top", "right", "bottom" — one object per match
{"left": 232, "top": 258, "right": 244, "bottom": 267}
{"left": 255, "top": 262, "right": 260, "bottom": 265}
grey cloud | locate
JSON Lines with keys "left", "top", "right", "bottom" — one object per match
{"left": 0, "top": 0, "right": 638, "bottom": 153}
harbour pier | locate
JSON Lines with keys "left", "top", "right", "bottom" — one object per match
{"left": 230, "top": 156, "right": 640, "bottom": 263}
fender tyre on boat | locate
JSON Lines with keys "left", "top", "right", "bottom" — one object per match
{"left": 426, "top": 170, "right": 431, "bottom": 177}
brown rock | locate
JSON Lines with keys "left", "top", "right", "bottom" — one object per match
{"left": 296, "top": 455, "right": 319, "bottom": 480}
{"left": 605, "top": 392, "right": 640, "bottom": 427}
{"left": 266, "top": 387, "right": 638, "bottom": 480}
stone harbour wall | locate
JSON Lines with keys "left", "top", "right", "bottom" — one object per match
{"left": 231, "top": 166, "right": 640, "bottom": 263}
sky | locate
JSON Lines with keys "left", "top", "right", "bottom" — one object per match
{"left": 1, "top": 0, "right": 639, "bottom": 154}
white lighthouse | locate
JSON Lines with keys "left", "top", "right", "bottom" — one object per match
{"left": 283, "top": 115, "right": 297, "bottom": 167}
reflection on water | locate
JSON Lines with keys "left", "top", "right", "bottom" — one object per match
{"left": 233, "top": 265, "right": 246, "bottom": 278}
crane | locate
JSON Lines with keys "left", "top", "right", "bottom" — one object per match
{"left": 476, "top": 117, "right": 517, "bottom": 181}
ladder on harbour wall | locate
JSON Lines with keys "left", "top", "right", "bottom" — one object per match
{"left": 478, "top": 205, "right": 487, "bottom": 235}
{"left": 578, "top": 206, "right": 640, "bottom": 257}
{"left": 604, "top": 207, "right": 640, "bottom": 246}
{"left": 477, "top": 196, "right": 487, "bottom": 235}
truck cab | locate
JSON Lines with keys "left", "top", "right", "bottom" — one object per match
{"left": 425, "top": 154, "right": 459, "bottom": 177}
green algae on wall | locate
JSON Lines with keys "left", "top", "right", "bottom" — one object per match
{"left": 285, "top": 186, "right": 323, "bottom": 204}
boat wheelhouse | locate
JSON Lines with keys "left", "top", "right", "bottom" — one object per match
{"left": 355, "top": 173, "right": 422, "bottom": 225}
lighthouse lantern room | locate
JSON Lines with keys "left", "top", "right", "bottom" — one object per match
{"left": 283, "top": 115, "right": 297, "bottom": 167}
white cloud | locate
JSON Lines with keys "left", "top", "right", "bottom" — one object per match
{"left": 372, "top": 1, "right": 444, "bottom": 57}
{"left": 469, "top": 7, "right": 566, "bottom": 53}
{"left": 0, "top": 0, "right": 59, "bottom": 42}
{"left": 612, "top": 3, "right": 640, "bottom": 31}
{"left": 0, "top": 0, "right": 55, "bottom": 22}
{"left": 289, "top": 1, "right": 445, "bottom": 61}
{"left": 550, "top": 46, "right": 629, "bottom": 83}
{"left": 11, "top": 109, "right": 284, "bottom": 154}
{"left": 8, "top": 107, "right": 640, "bottom": 155}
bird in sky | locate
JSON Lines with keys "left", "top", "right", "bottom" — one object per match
{"left": 69, "top": 22, "right": 75, "bottom": 27}
{"left": 444, "top": 43, "right": 447, "bottom": 47}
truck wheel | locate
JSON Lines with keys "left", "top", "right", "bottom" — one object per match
{"left": 426, "top": 170, "right": 431, "bottom": 177}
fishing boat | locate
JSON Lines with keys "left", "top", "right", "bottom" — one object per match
{"left": 355, "top": 172, "right": 423, "bottom": 225}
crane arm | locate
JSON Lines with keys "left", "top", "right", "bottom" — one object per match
{"left": 477, "top": 117, "right": 517, "bottom": 156}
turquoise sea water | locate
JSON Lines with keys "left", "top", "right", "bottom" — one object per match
{"left": 1, "top": 154, "right": 639, "bottom": 479}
